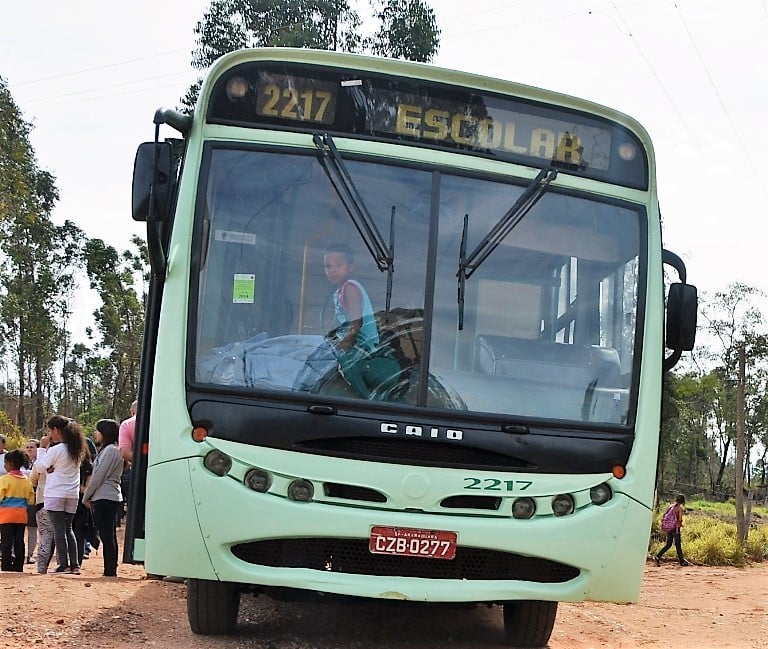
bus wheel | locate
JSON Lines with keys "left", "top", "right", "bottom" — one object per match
{"left": 502, "top": 600, "right": 557, "bottom": 647}
{"left": 187, "top": 578, "right": 240, "bottom": 634}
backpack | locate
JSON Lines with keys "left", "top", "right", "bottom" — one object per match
{"left": 661, "top": 505, "right": 678, "bottom": 533}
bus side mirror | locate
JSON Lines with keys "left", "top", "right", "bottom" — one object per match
{"left": 666, "top": 282, "right": 697, "bottom": 352}
{"left": 132, "top": 141, "right": 173, "bottom": 222}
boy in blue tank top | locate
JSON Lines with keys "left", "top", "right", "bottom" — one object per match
{"left": 323, "top": 244, "right": 380, "bottom": 396}
{"left": 323, "top": 244, "right": 379, "bottom": 353}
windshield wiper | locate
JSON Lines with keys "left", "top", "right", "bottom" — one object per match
{"left": 313, "top": 133, "right": 392, "bottom": 273}
{"left": 457, "top": 167, "right": 557, "bottom": 330}
{"left": 385, "top": 206, "right": 395, "bottom": 315}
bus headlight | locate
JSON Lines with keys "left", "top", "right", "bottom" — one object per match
{"left": 203, "top": 450, "right": 232, "bottom": 476}
{"left": 512, "top": 497, "right": 536, "bottom": 519}
{"left": 287, "top": 479, "right": 314, "bottom": 502}
{"left": 551, "top": 494, "right": 575, "bottom": 516}
{"left": 244, "top": 469, "right": 271, "bottom": 493}
{"left": 590, "top": 483, "right": 613, "bottom": 505}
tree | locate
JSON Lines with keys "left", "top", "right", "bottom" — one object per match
{"left": 83, "top": 235, "right": 148, "bottom": 421}
{"left": 686, "top": 283, "right": 768, "bottom": 496}
{"left": 735, "top": 344, "right": 746, "bottom": 541}
{"left": 367, "top": 0, "right": 440, "bottom": 61}
{"left": 0, "top": 215, "right": 85, "bottom": 432}
{"left": 0, "top": 77, "right": 36, "bottom": 224}
{"left": 62, "top": 342, "right": 104, "bottom": 424}
{"left": 0, "top": 77, "right": 85, "bottom": 434}
{"left": 749, "top": 345, "right": 768, "bottom": 489}
{"left": 660, "top": 369, "right": 729, "bottom": 497}
{"left": 181, "top": 0, "right": 440, "bottom": 111}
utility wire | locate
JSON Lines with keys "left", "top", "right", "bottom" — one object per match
{"left": 20, "top": 80, "right": 195, "bottom": 111}
{"left": 18, "top": 71, "right": 194, "bottom": 106}
{"left": 609, "top": 0, "right": 704, "bottom": 151}
{"left": 670, "top": 2, "right": 759, "bottom": 174}
{"left": 8, "top": 49, "right": 190, "bottom": 87}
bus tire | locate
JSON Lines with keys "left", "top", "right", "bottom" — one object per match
{"left": 502, "top": 600, "right": 557, "bottom": 647}
{"left": 187, "top": 578, "right": 240, "bottom": 634}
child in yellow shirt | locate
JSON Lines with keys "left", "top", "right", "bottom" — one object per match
{"left": 0, "top": 449, "right": 36, "bottom": 572}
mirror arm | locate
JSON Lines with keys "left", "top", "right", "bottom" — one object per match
{"left": 663, "top": 348, "right": 682, "bottom": 372}
{"left": 662, "top": 248, "right": 687, "bottom": 284}
{"left": 147, "top": 123, "right": 167, "bottom": 280}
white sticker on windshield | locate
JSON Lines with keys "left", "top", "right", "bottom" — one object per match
{"left": 215, "top": 229, "right": 256, "bottom": 245}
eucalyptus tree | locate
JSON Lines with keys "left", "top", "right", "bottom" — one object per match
{"left": 61, "top": 342, "right": 112, "bottom": 427}
{"left": 694, "top": 283, "right": 767, "bottom": 495}
{"left": 83, "top": 235, "right": 148, "bottom": 421}
{"left": 744, "top": 334, "right": 768, "bottom": 488}
{"left": 181, "top": 0, "right": 440, "bottom": 111}
{"left": 660, "top": 371, "right": 719, "bottom": 495}
{"left": 752, "top": 383, "right": 768, "bottom": 487}
{"left": 0, "top": 77, "right": 84, "bottom": 433}
{"left": 366, "top": 0, "right": 440, "bottom": 61}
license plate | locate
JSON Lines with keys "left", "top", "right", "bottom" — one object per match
{"left": 369, "top": 526, "right": 457, "bottom": 560}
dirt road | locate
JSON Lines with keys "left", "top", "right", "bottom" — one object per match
{"left": 2, "top": 550, "right": 766, "bottom": 648}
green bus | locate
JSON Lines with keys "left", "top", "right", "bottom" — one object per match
{"left": 127, "top": 48, "right": 697, "bottom": 647}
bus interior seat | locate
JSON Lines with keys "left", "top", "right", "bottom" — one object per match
{"left": 474, "top": 335, "right": 621, "bottom": 388}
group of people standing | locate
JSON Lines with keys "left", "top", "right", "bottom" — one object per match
{"left": 0, "top": 404, "right": 136, "bottom": 578}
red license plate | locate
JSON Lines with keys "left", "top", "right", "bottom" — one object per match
{"left": 369, "top": 526, "right": 457, "bottom": 560}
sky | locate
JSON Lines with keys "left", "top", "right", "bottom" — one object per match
{"left": 2, "top": 0, "right": 768, "bottom": 334}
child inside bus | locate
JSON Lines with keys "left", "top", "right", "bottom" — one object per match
{"left": 323, "top": 243, "right": 379, "bottom": 353}
{"left": 323, "top": 243, "right": 380, "bottom": 396}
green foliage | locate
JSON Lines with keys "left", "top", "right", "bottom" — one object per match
{"left": 650, "top": 501, "right": 768, "bottom": 565}
{"left": 0, "top": 76, "right": 90, "bottom": 433}
{"left": 367, "top": 0, "right": 440, "bottom": 61}
{"left": 181, "top": 0, "right": 440, "bottom": 111}
{"left": 0, "top": 77, "right": 146, "bottom": 432}
{"left": 82, "top": 235, "right": 146, "bottom": 420}
{"left": 0, "top": 77, "right": 35, "bottom": 223}
{"left": 660, "top": 281, "right": 768, "bottom": 499}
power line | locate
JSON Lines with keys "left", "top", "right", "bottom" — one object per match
{"left": 18, "top": 71, "right": 195, "bottom": 107}
{"left": 670, "top": 2, "right": 758, "bottom": 171}
{"left": 8, "top": 49, "right": 190, "bottom": 88}
{"left": 20, "top": 79, "right": 195, "bottom": 112}
{"left": 608, "top": 0, "right": 704, "bottom": 151}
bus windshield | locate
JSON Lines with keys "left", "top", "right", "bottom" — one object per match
{"left": 193, "top": 146, "right": 641, "bottom": 426}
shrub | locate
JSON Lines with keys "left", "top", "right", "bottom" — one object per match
{"left": 745, "top": 526, "right": 768, "bottom": 561}
{"left": 0, "top": 410, "right": 26, "bottom": 450}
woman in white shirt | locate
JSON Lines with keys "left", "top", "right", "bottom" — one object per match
{"left": 36, "top": 415, "right": 86, "bottom": 575}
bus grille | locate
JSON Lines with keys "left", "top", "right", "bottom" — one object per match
{"left": 231, "top": 538, "right": 579, "bottom": 582}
